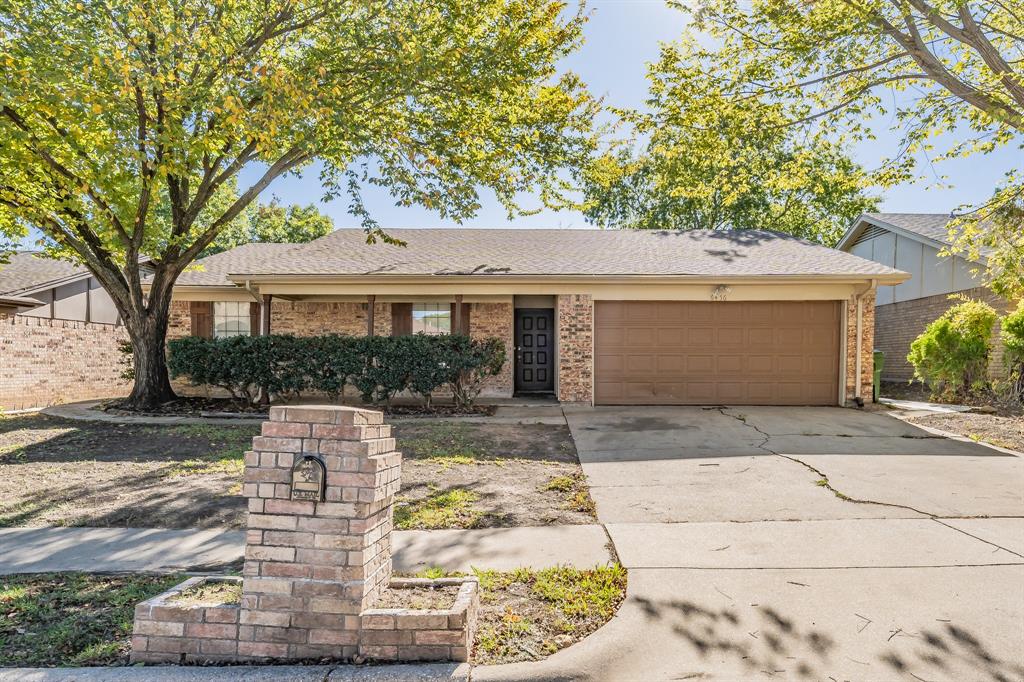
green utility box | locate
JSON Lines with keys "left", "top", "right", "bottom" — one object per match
{"left": 872, "top": 350, "right": 885, "bottom": 403}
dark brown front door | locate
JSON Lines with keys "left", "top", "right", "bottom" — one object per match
{"left": 515, "top": 308, "right": 555, "bottom": 394}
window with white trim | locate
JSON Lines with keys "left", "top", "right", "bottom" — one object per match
{"left": 213, "top": 301, "right": 251, "bottom": 338}
{"left": 412, "top": 303, "right": 451, "bottom": 335}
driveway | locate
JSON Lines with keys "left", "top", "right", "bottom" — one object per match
{"left": 477, "top": 405, "right": 1024, "bottom": 681}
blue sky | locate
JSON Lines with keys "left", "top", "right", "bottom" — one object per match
{"left": 246, "top": 1, "right": 1019, "bottom": 231}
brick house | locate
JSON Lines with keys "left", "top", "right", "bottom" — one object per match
{"left": 164, "top": 229, "right": 906, "bottom": 406}
{"left": 837, "top": 214, "right": 1016, "bottom": 382}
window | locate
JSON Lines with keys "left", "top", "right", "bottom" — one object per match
{"left": 213, "top": 301, "right": 251, "bottom": 338}
{"left": 412, "top": 303, "right": 451, "bottom": 335}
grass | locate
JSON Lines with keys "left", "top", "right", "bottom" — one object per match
{"left": 401, "top": 423, "right": 492, "bottom": 464}
{"left": 413, "top": 564, "right": 628, "bottom": 664}
{"left": 0, "top": 572, "right": 183, "bottom": 667}
{"left": 394, "top": 487, "right": 483, "bottom": 530}
{"left": 158, "top": 425, "right": 251, "bottom": 478}
{"left": 542, "top": 472, "right": 597, "bottom": 516}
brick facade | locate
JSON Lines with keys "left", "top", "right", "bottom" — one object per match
{"left": 845, "top": 292, "right": 876, "bottom": 403}
{"left": 131, "top": 405, "right": 478, "bottom": 664}
{"left": 874, "top": 287, "right": 1015, "bottom": 382}
{"left": 556, "top": 294, "right": 594, "bottom": 403}
{"left": 0, "top": 313, "right": 130, "bottom": 411}
{"left": 468, "top": 303, "right": 514, "bottom": 396}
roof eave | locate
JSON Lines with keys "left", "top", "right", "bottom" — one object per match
{"left": 222, "top": 272, "right": 911, "bottom": 286}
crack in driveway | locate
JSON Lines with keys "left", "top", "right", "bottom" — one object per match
{"left": 717, "top": 408, "right": 1024, "bottom": 559}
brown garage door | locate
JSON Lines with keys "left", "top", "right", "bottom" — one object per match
{"left": 595, "top": 301, "right": 841, "bottom": 405}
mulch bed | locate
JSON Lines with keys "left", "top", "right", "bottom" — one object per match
{"left": 100, "top": 396, "right": 267, "bottom": 417}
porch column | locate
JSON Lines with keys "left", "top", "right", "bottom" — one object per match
{"left": 454, "top": 294, "right": 463, "bottom": 334}
{"left": 367, "top": 295, "right": 376, "bottom": 336}
{"left": 260, "top": 294, "right": 272, "bottom": 336}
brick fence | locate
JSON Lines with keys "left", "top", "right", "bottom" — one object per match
{"left": 131, "top": 405, "right": 479, "bottom": 664}
{"left": 0, "top": 313, "right": 129, "bottom": 411}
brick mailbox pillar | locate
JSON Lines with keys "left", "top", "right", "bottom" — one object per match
{"left": 131, "top": 405, "right": 478, "bottom": 665}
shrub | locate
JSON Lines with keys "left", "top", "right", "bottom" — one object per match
{"left": 444, "top": 335, "right": 507, "bottom": 408}
{"left": 907, "top": 297, "right": 998, "bottom": 399}
{"left": 1001, "top": 302, "right": 1024, "bottom": 401}
{"left": 167, "top": 333, "right": 507, "bottom": 408}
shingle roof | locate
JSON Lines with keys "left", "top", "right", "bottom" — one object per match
{"left": 193, "top": 228, "right": 903, "bottom": 282}
{"left": 863, "top": 213, "right": 956, "bottom": 245}
{"left": 0, "top": 252, "right": 86, "bottom": 296}
{"left": 175, "top": 243, "right": 306, "bottom": 286}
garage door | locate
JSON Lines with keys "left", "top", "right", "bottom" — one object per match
{"left": 595, "top": 301, "right": 841, "bottom": 405}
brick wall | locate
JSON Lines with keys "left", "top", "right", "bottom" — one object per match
{"left": 0, "top": 313, "right": 130, "bottom": 411}
{"left": 469, "top": 303, "right": 514, "bottom": 396}
{"left": 874, "top": 287, "right": 1015, "bottom": 382}
{"left": 844, "top": 291, "right": 876, "bottom": 403}
{"left": 557, "top": 294, "right": 593, "bottom": 403}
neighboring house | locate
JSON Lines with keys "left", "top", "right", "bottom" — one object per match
{"left": 161, "top": 230, "right": 906, "bottom": 407}
{"left": 0, "top": 251, "right": 125, "bottom": 324}
{"left": 837, "top": 213, "right": 1016, "bottom": 381}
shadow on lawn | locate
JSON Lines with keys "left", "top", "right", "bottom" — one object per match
{"left": 635, "top": 595, "right": 1024, "bottom": 682}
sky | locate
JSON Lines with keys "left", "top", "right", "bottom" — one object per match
{"left": 243, "top": 0, "right": 1020, "bottom": 231}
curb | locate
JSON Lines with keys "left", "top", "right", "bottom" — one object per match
{"left": 0, "top": 663, "right": 471, "bottom": 681}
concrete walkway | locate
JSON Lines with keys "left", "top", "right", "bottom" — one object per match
{"left": 0, "top": 664, "right": 468, "bottom": 681}
{"left": 41, "top": 400, "right": 568, "bottom": 426}
{"left": 471, "top": 405, "right": 1024, "bottom": 681}
{"left": 0, "top": 524, "right": 612, "bottom": 575}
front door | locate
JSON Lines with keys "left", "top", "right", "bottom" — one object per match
{"left": 514, "top": 308, "right": 555, "bottom": 394}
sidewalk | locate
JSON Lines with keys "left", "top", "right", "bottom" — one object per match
{"left": 0, "top": 524, "right": 612, "bottom": 575}
{"left": 0, "top": 664, "right": 469, "bottom": 681}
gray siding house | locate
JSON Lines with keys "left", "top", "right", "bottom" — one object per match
{"left": 837, "top": 213, "right": 1015, "bottom": 381}
{"left": 0, "top": 252, "right": 124, "bottom": 324}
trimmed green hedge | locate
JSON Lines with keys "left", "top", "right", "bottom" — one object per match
{"left": 167, "top": 333, "right": 506, "bottom": 408}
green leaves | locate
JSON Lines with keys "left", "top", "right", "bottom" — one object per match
{"left": 908, "top": 297, "right": 999, "bottom": 399}
{"left": 167, "top": 332, "right": 507, "bottom": 408}
{"left": 582, "top": 38, "right": 877, "bottom": 243}
{"left": 202, "top": 199, "right": 334, "bottom": 257}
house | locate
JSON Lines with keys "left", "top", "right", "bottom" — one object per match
{"left": 837, "top": 213, "right": 1016, "bottom": 381}
{"left": 164, "top": 229, "right": 907, "bottom": 406}
{"left": 0, "top": 251, "right": 125, "bottom": 324}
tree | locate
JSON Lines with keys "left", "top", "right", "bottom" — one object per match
{"left": 0, "top": 0, "right": 597, "bottom": 408}
{"left": 203, "top": 199, "right": 334, "bottom": 256}
{"left": 582, "top": 41, "right": 877, "bottom": 244}
{"left": 669, "top": 0, "right": 1022, "bottom": 285}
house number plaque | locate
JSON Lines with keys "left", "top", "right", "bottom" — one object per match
{"left": 291, "top": 456, "right": 326, "bottom": 502}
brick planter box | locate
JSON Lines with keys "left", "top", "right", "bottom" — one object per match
{"left": 130, "top": 405, "right": 479, "bottom": 665}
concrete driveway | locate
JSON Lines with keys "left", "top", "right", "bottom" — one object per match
{"left": 477, "top": 405, "right": 1024, "bottom": 681}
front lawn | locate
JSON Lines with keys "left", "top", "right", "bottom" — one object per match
{"left": 393, "top": 421, "right": 595, "bottom": 528}
{"left": 0, "top": 416, "right": 256, "bottom": 529}
{"left": 0, "top": 566, "right": 627, "bottom": 667}
{"left": 0, "top": 572, "right": 183, "bottom": 666}
{"left": 0, "top": 415, "right": 594, "bottom": 530}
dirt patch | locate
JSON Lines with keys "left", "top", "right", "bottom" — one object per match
{"left": 0, "top": 416, "right": 591, "bottom": 531}
{"left": 0, "top": 415, "right": 256, "bottom": 529}
{"left": 375, "top": 585, "right": 459, "bottom": 610}
{"left": 394, "top": 422, "right": 594, "bottom": 528}
{"left": 906, "top": 412, "right": 1024, "bottom": 453}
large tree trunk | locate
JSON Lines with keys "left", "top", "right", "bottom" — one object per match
{"left": 121, "top": 293, "right": 177, "bottom": 410}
